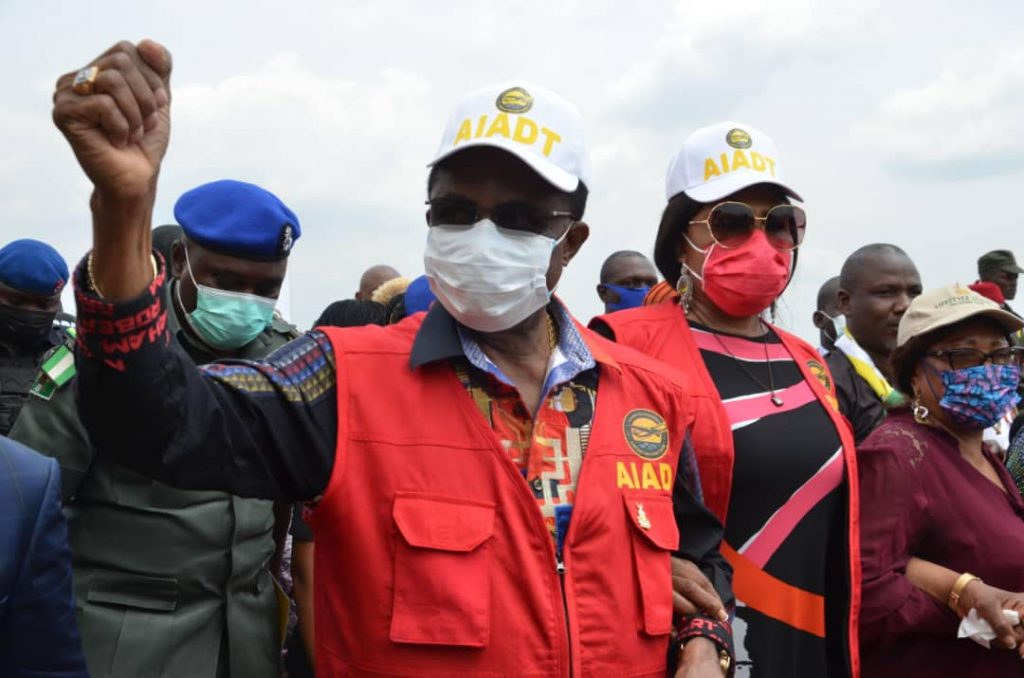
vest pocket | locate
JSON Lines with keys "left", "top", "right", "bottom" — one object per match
{"left": 85, "top": 570, "right": 180, "bottom": 611}
{"left": 622, "top": 492, "right": 679, "bottom": 636}
{"left": 390, "top": 493, "right": 495, "bottom": 648}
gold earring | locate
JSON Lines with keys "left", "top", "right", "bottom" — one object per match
{"left": 676, "top": 271, "right": 693, "bottom": 313}
{"left": 912, "top": 399, "right": 930, "bottom": 424}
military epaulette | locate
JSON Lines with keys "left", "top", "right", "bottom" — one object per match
{"left": 271, "top": 311, "right": 301, "bottom": 340}
{"left": 30, "top": 327, "right": 77, "bottom": 401}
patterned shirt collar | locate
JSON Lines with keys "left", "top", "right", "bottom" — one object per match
{"left": 456, "top": 298, "right": 596, "bottom": 396}
{"left": 409, "top": 299, "right": 597, "bottom": 400}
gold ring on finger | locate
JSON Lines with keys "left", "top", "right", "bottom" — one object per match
{"left": 72, "top": 66, "right": 100, "bottom": 95}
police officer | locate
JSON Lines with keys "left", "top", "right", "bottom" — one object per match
{"left": 52, "top": 40, "right": 734, "bottom": 677}
{"left": 10, "top": 180, "right": 301, "bottom": 678}
{"left": 0, "top": 239, "right": 68, "bottom": 435}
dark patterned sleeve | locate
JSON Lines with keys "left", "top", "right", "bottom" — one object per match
{"left": 74, "top": 256, "right": 338, "bottom": 501}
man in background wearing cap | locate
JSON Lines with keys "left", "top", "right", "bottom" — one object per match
{"left": 596, "top": 250, "right": 659, "bottom": 314}
{"left": 0, "top": 239, "right": 69, "bottom": 435}
{"left": 53, "top": 39, "right": 734, "bottom": 677}
{"left": 978, "top": 249, "right": 1024, "bottom": 320}
{"left": 10, "top": 179, "right": 301, "bottom": 678}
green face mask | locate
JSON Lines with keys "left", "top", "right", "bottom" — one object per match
{"left": 179, "top": 248, "right": 277, "bottom": 350}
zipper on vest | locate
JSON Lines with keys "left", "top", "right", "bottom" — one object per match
{"left": 556, "top": 551, "right": 572, "bottom": 678}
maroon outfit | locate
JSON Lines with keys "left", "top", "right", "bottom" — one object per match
{"left": 859, "top": 410, "right": 1024, "bottom": 677}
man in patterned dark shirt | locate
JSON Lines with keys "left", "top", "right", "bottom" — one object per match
{"left": 53, "top": 39, "right": 735, "bottom": 677}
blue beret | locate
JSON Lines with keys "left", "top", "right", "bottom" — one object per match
{"left": 404, "top": 275, "right": 436, "bottom": 315}
{"left": 173, "top": 180, "right": 300, "bottom": 260}
{"left": 0, "top": 239, "right": 69, "bottom": 296}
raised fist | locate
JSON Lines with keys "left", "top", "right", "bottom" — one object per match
{"left": 52, "top": 40, "right": 172, "bottom": 200}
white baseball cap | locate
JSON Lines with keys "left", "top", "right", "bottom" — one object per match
{"left": 428, "top": 81, "right": 591, "bottom": 193}
{"left": 665, "top": 121, "right": 802, "bottom": 203}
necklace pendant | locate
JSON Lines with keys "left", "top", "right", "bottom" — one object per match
{"left": 771, "top": 395, "right": 784, "bottom": 407}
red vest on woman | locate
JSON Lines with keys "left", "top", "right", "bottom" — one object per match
{"left": 309, "top": 315, "right": 706, "bottom": 677}
{"left": 595, "top": 300, "right": 862, "bottom": 678}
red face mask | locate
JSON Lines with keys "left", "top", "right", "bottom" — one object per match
{"left": 685, "top": 230, "right": 792, "bottom": 317}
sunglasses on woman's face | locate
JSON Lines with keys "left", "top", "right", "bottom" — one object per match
{"left": 688, "top": 201, "right": 807, "bottom": 251}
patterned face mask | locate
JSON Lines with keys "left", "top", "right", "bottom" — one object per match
{"left": 936, "top": 363, "right": 1021, "bottom": 430}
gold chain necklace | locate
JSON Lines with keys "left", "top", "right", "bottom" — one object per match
{"left": 546, "top": 312, "right": 558, "bottom": 351}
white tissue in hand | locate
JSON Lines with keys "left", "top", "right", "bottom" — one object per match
{"left": 957, "top": 609, "right": 1021, "bottom": 648}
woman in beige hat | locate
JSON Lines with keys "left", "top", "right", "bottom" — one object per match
{"left": 859, "top": 284, "right": 1024, "bottom": 677}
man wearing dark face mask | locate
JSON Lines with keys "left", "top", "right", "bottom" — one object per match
{"left": 0, "top": 239, "right": 68, "bottom": 435}
{"left": 596, "top": 251, "right": 659, "bottom": 313}
{"left": 10, "top": 178, "right": 301, "bottom": 678}
{"left": 53, "top": 39, "right": 734, "bottom": 678}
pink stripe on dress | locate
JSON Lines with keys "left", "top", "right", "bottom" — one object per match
{"left": 693, "top": 327, "right": 794, "bottom": 362}
{"left": 739, "top": 448, "right": 845, "bottom": 567}
{"left": 722, "top": 380, "right": 818, "bottom": 429}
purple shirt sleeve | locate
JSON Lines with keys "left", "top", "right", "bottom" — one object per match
{"left": 858, "top": 421, "right": 958, "bottom": 647}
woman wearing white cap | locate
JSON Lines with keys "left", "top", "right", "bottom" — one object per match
{"left": 858, "top": 285, "right": 1024, "bottom": 677}
{"left": 592, "top": 122, "right": 860, "bottom": 677}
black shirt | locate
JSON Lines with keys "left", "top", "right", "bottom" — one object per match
{"left": 825, "top": 348, "right": 887, "bottom": 444}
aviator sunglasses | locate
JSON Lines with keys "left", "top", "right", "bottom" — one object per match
{"left": 688, "top": 201, "right": 807, "bottom": 251}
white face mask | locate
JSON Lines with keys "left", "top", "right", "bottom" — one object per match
{"left": 424, "top": 219, "right": 570, "bottom": 333}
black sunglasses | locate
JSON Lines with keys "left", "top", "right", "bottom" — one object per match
{"left": 427, "top": 196, "right": 576, "bottom": 236}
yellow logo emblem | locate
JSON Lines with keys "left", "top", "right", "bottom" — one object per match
{"left": 807, "top": 359, "right": 840, "bottom": 411}
{"left": 807, "top": 359, "right": 832, "bottom": 394}
{"left": 623, "top": 409, "right": 669, "bottom": 460}
{"left": 495, "top": 87, "right": 533, "bottom": 114}
{"left": 726, "top": 128, "right": 752, "bottom": 149}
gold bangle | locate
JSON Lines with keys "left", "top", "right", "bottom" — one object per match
{"left": 87, "top": 250, "right": 106, "bottom": 299}
{"left": 86, "top": 251, "right": 159, "bottom": 300}
{"left": 948, "top": 572, "right": 982, "bottom": 615}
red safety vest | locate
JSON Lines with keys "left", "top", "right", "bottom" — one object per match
{"left": 595, "top": 300, "right": 861, "bottom": 678}
{"left": 309, "top": 313, "right": 708, "bottom": 677}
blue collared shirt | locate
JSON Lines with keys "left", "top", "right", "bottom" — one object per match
{"left": 457, "top": 299, "right": 596, "bottom": 414}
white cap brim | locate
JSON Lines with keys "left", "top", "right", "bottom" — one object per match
{"left": 428, "top": 137, "right": 580, "bottom": 193}
{"left": 682, "top": 171, "right": 803, "bottom": 204}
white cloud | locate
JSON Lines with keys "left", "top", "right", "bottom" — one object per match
{"left": 604, "top": 0, "right": 882, "bottom": 126}
{"left": 854, "top": 42, "right": 1024, "bottom": 179}
{"left": 168, "top": 52, "right": 436, "bottom": 207}
{"left": 3, "top": 0, "right": 1022, "bottom": 341}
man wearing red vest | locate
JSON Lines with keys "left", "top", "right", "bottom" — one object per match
{"left": 53, "top": 39, "right": 735, "bottom": 677}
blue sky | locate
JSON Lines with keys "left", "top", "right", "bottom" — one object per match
{"left": 2, "top": 0, "right": 1022, "bottom": 340}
